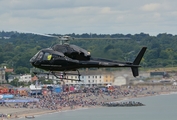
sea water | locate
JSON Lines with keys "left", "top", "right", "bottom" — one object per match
{"left": 18, "top": 93, "right": 177, "bottom": 120}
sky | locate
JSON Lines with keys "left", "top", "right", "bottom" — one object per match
{"left": 0, "top": 0, "right": 177, "bottom": 36}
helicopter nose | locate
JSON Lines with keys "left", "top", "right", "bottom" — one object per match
{"left": 30, "top": 58, "right": 34, "bottom": 63}
{"left": 30, "top": 51, "right": 41, "bottom": 64}
{"left": 30, "top": 57, "right": 35, "bottom": 65}
{"left": 30, "top": 54, "right": 38, "bottom": 64}
{"left": 30, "top": 57, "right": 39, "bottom": 67}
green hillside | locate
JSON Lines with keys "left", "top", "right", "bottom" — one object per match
{"left": 0, "top": 31, "right": 177, "bottom": 74}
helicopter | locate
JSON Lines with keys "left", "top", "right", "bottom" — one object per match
{"left": 30, "top": 35, "right": 147, "bottom": 81}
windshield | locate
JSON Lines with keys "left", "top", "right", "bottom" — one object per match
{"left": 30, "top": 51, "right": 40, "bottom": 62}
{"left": 36, "top": 52, "right": 44, "bottom": 61}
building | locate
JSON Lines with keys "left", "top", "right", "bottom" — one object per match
{"left": 0, "top": 36, "right": 11, "bottom": 39}
{"left": 0, "top": 68, "right": 6, "bottom": 83}
{"left": 5, "top": 68, "right": 14, "bottom": 73}
{"left": 36, "top": 73, "right": 60, "bottom": 84}
{"left": 8, "top": 74, "right": 31, "bottom": 83}
{"left": 150, "top": 71, "right": 167, "bottom": 77}
{"left": 103, "top": 74, "right": 114, "bottom": 85}
{"left": 112, "top": 76, "right": 127, "bottom": 86}
{"left": 6, "top": 71, "right": 129, "bottom": 87}
{"left": 64, "top": 71, "right": 114, "bottom": 87}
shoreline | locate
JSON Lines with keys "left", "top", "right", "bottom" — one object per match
{"left": 18, "top": 92, "right": 177, "bottom": 119}
{"left": 1, "top": 85, "right": 177, "bottom": 119}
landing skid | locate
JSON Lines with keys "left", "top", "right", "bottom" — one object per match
{"left": 33, "top": 70, "right": 81, "bottom": 81}
{"left": 51, "top": 70, "right": 81, "bottom": 81}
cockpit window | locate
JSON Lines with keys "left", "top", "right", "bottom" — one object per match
{"left": 47, "top": 55, "right": 52, "bottom": 60}
{"left": 36, "top": 52, "right": 44, "bottom": 61}
{"left": 43, "top": 52, "right": 52, "bottom": 60}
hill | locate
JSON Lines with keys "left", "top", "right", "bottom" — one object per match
{"left": 0, "top": 31, "right": 177, "bottom": 74}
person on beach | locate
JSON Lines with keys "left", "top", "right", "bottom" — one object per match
{"left": 15, "top": 114, "right": 18, "bottom": 118}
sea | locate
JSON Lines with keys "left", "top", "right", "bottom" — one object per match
{"left": 18, "top": 93, "right": 177, "bottom": 120}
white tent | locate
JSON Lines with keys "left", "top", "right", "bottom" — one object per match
{"left": 29, "top": 84, "right": 42, "bottom": 90}
{"left": 106, "top": 84, "right": 112, "bottom": 87}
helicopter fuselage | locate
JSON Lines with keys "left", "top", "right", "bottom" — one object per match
{"left": 30, "top": 47, "right": 141, "bottom": 71}
{"left": 30, "top": 44, "right": 147, "bottom": 77}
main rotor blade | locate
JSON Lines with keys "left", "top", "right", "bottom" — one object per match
{"left": 73, "top": 37, "right": 131, "bottom": 40}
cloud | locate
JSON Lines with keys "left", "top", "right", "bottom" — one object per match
{"left": 0, "top": 0, "right": 177, "bottom": 35}
{"left": 141, "top": 3, "right": 161, "bottom": 11}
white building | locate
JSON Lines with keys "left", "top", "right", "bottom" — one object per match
{"left": 30, "top": 73, "right": 65, "bottom": 84}
{"left": 83, "top": 74, "right": 104, "bottom": 86}
{"left": 64, "top": 75, "right": 83, "bottom": 85}
{"left": 36, "top": 73, "right": 61, "bottom": 84}
{"left": 8, "top": 74, "right": 32, "bottom": 82}
{"left": 64, "top": 72, "right": 112, "bottom": 87}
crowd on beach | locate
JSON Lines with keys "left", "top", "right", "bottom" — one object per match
{"left": 1, "top": 86, "right": 149, "bottom": 109}
{"left": 1, "top": 84, "right": 177, "bottom": 119}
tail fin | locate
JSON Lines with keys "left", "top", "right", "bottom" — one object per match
{"left": 131, "top": 47, "right": 147, "bottom": 77}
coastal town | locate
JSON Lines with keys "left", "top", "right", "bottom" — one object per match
{"left": 1, "top": 66, "right": 177, "bottom": 119}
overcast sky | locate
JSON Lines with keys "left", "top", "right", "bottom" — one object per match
{"left": 0, "top": 0, "right": 177, "bottom": 36}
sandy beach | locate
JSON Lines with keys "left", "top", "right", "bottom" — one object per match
{"left": 1, "top": 84, "right": 177, "bottom": 119}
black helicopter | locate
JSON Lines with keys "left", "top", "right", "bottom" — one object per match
{"left": 30, "top": 35, "right": 147, "bottom": 81}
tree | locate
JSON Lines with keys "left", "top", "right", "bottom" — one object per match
{"left": 10, "top": 78, "right": 19, "bottom": 87}
{"left": 15, "top": 67, "right": 29, "bottom": 74}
